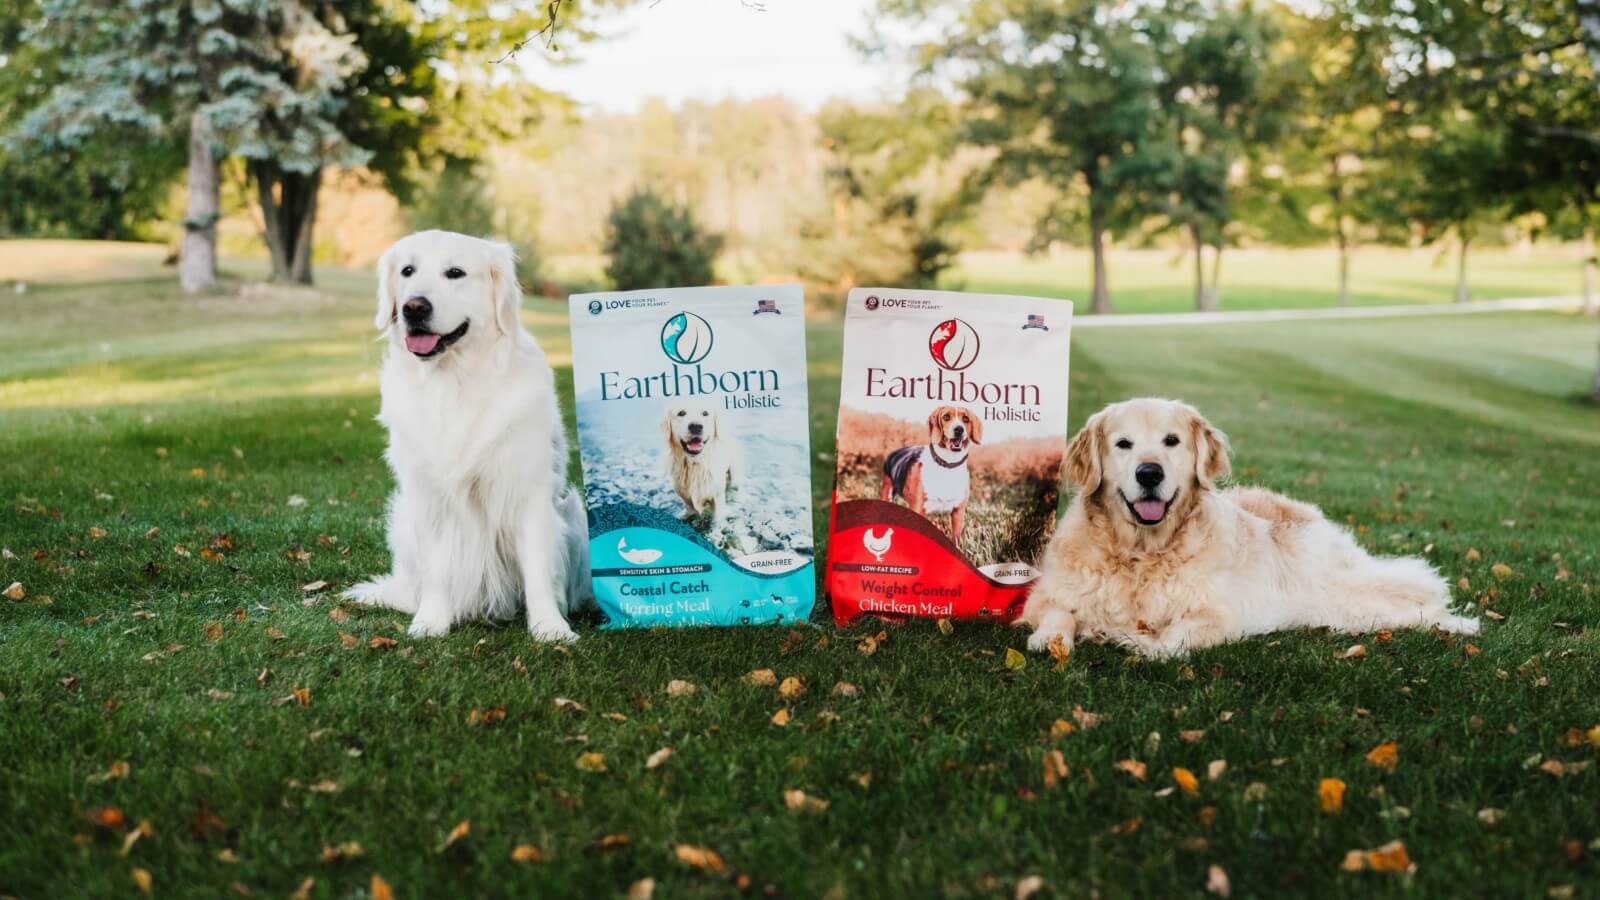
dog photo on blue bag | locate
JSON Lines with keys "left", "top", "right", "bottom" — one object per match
{"left": 568, "top": 284, "right": 816, "bottom": 628}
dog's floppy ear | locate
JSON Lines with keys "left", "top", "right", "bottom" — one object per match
{"left": 1189, "top": 407, "right": 1232, "bottom": 490}
{"left": 374, "top": 243, "right": 400, "bottom": 332}
{"left": 711, "top": 410, "right": 721, "bottom": 440}
{"left": 662, "top": 406, "right": 678, "bottom": 452}
{"left": 967, "top": 409, "right": 984, "bottom": 445}
{"left": 926, "top": 407, "right": 943, "bottom": 445}
{"left": 1065, "top": 411, "right": 1104, "bottom": 492}
{"left": 488, "top": 242, "right": 522, "bottom": 336}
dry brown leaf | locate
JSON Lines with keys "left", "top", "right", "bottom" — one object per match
{"left": 832, "top": 682, "right": 860, "bottom": 697}
{"left": 1365, "top": 741, "right": 1400, "bottom": 772}
{"left": 665, "top": 679, "right": 697, "bottom": 697}
{"left": 266, "top": 627, "right": 287, "bottom": 641}
{"left": 510, "top": 844, "right": 545, "bottom": 863}
{"left": 770, "top": 708, "right": 791, "bottom": 727}
{"left": 88, "top": 760, "right": 131, "bottom": 784}
{"left": 337, "top": 632, "right": 359, "bottom": 649}
{"left": 203, "top": 621, "right": 224, "bottom": 642}
{"left": 327, "top": 607, "right": 350, "bottom": 623}
{"left": 857, "top": 630, "right": 887, "bottom": 656}
{"left": 1477, "top": 807, "right": 1506, "bottom": 826}
{"left": 1341, "top": 839, "right": 1412, "bottom": 873}
{"left": 88, "top": 526, "right": 108, "bottom": 539}
{"left": 575, "top": 752, "right": 608, "bottom": 773}
{"left": 1042, "top": 750, "right": 1068, "bottom": 790}
{"left": 3, "top": 582, "right": 25, "bottom": 601}
{"left": 646, "top": 747, "right": 674, "bottom": 770}
{"left": 131, "top": 867, "right": 152, "bottom": 895}
{"left": 674, "top": 844, "right": 726, "bottom": 873}
{"left": 1072, "top": 706, "right": 1103, "bottom": 729}
{"left": 319, "top": 841, "right": 364, "bottom": 863}
{"left": 1047, "top": 635, "right": 1071, "bottom": 664}
{"left": 1049, "top": 719, "right": 1075, "bottom": 739}
{"left": 1339, "top": 644, "right": 1367, "bottom": 659}
{"left": 88, "top": 807, "right": 127, "bottom": 829}
{"left": 1490, "top": 563, "right": 1514, "bottom": 579}
{"left": 553, "top": 697, "right": 585, "bottom": 713}
{"left": 1465, "top": 547, "right": 1482, "bottom": 561}
{"left": 1207, "top": 759, "right": 1227, "bottom": 782}
{"left": 1180, "top": 729, "right": 1206, "bottom": 743}
{"left": 291, "top": 687, "right": 310, "bottom": 707}
{"left": 1111, "top": 817, "right": 1142, "bottom": 836}
{"left": 783, "top": 789, "right": 829, "bottom": 814}
{"left": 371, "top": 874, "right": 395, "bottom": 900}
{"left": 1205, "top": 864, "right": 1231, "bottom": 898}
{"left": 595, "top": 834, "right": 631, "bottom": 852}
{"left": 779, "top": 676, "right": 806, "bottom": 699}
{"left": 1004, "top": 647, "right": 1027, "bottom": 671}
{"left": 744, "top": 668, "right": 777, "bottom": 686}
{"left": 937, "top": 617, "right": 954, "bottom": 635}
{"left": 1015, "top": 875, "right": 1046, "bottom": 900}
{"left": 119, "top": 819, "right": 154, "bottom": 857}
{"left": 1319, "top": 777, "right": 1346, "bottom": 814}
{"left": 289, "top": 877, "right": 315, "bottom": 900}
{"left": 627, "top": 878, "right": 656, "bottom": 900}
{"left": 439, "top": 820, "right": 470, "bottom": 852}
{"left": 1173, "top": 767, "right": 1200, "bottom": 795}
{"left": 1115, "top": 759, "right": 1148, "bottom": 782}
{"left": 368, "top": 636, "right": 397, "bottom": 650}
{"left": 302, "top": 580, "right": 329, "bottom": 593}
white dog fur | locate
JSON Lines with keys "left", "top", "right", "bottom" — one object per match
{"left": 345, "top": 230, "right": 590, "bottom": 642}
{"left": 663, "top": 404, "right": 738, "bottom": 529}
{"left": 1021, "top": 398, "right": 1478, "bottom": 658}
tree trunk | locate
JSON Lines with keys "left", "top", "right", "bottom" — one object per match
{"left": 1592, "top": 332, "right": 1600, "bottom": 402}
{"left": 252, "top": 160, "right": 322, "bottom": 285}
{"left": 1089, "top": 201, "right": 1112, "bottom": 315}
{"left": 1336, "top": 219, "right": 1351, "bottom": 308}
{"left": 179, "top": 111, "right": 220, "bottom": 294}
{"left": 1207, "top": 242, "right": 1224, "bottom": 310}
{"left": 1584, "top": 227, "right": 1597, "bottom": 316}
{"left": 1191, "top": 224, "right": 1207, "bottom": 311}
{"left": 1455, "top": 230, "right": 1471, "bottom": 304}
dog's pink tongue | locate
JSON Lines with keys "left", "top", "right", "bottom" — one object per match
{"left": 1134, "top": 499, "right": 1167, "bottom": 521}
{"left": 405, "top": 333, "right": 441, "bottom": 355}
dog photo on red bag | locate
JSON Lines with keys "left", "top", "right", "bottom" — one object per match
{"left": 826, "top": 288, "right": 1072, "bottom": 625}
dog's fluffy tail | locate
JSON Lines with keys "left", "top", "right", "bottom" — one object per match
{"left": 559, "top": 487, "right": 595, "bottom": 615}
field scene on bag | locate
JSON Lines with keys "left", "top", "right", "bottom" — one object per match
{"left": 834, "top": 405, "right": 1062, "bottom": 566}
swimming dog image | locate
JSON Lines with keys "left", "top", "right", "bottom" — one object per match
{"left": 879, "top": 404, "right": 983, "bottom": 541}
{"left": 664, "top": 404, "right": 739, "bottom": 530}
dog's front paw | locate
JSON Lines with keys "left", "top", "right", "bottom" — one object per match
{"left": 1026, "top": 627, "right": 1073, "bottom": 655}
{"left": 407, "top": 613, "right": 452, "bottom": 638}
{"left": 527, "top": 617, "right": 579, "bottom": 644}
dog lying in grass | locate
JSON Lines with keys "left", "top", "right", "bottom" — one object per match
{"left": 1021, "top": 398, "right": 1479, "bottom": 658}
{"left": 346, "top": 230, "right": 589, "bottom": 641}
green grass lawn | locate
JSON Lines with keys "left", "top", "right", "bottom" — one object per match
{"left": 3, "top": 242, "right": 1600, "bottom": 898}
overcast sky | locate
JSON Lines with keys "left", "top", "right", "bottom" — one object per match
{"left": 519, "top": 0, "right": 902, "bottom": 111}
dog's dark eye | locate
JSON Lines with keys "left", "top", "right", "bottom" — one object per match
{"left": 701, "top": 411, "right": 709, "bottom": 417}
{"left": 943, "top": 414, "right": 952, "bottom": 421}
{"left": 444, "top": 267, "right": 466, "bottom": 280}
{"left": 1164, "top": 434, "right": 1180, "bottom": 447}
{"left": 676, "top": 410, "right": 686, "bottom": 417}
{"left": 400, "top": 265, "right": 414, "bottom": 277}
{"left": 1115, "top": 438, "right": 1133, "bottom": 450}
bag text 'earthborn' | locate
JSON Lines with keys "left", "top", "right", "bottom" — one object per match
{"left": 827, "top": 288, "right": 1071, "bottom": 625}
{"left": 569, "top": 285, "right": 815, "bottom": 628}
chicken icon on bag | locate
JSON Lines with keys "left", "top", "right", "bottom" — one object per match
{"left": 862, "top": 528, "right": 894, "bottom": 562}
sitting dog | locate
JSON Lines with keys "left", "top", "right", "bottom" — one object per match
{"left": 1021, "top": 398, "right": 1478, "bottom": 657}
{"left": 346, "top": 231, "right": 589, "bottom": 642}
{"left": 881, "top": 405, "right": 982, "bottom": 541}
{"left": 664, "top": 405, "right": 737, "bottom": 529}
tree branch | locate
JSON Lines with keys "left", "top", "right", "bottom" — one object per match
{"left": 494, "top": 0, "right": 567, "bottom": 65}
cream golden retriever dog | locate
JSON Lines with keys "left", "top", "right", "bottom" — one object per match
{"left": 1021, "top": 398, "right": 1478, "bottom": 658}
{"left": 664, "top": 404, "right": 737, "bottom": 529}
{"left": 346, "top": 230, "right": 590, "bottom": 642}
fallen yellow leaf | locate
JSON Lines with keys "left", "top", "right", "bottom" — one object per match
{"left": 1047, "top": 635, "right": 1071, "bottom": 664}
{"left": 1490, "top": 562, "right": 1514, "bottom": 578}
{"left": 779, "top": 676, "right": 806, "bottom": 699}
{"left": 1072, "top": 706, "right": 1103, "bottom": 729}
{"left": 1015, "top": 875, "right": 1046, "bottom": 900}
{"left": 1365, "top": 741, "right": 1399, "bottom": 772}
{"left": 371, "top": 874, "right": 395, "bottom": 900}
{"left": 575, "top": 752, "right": 608, "bottom": 773}
{"left": 1319, "top": 777, "right": 1346, "bottom": 814}
{"left": 783, "top": 789, "right": 829, "bottom": 813}
{"left": 857, "top": 630, "right": 887, "bottom": 655}
{"left": 744, "top": 668, "right": 777, "bottom": 686}
{"left": 369, "top": 636, "right": 398, "bottom": 650}
{"left": 291, "top": 687, "right": 310, "bottom": 707}
{"left": 627, "top": 878, "right": 656, "bottom": 900}
{"left": 131, "top": 867, "right": 152, "bottom": 895}
{"left": 937, "top": 617, "right": 954, "bottom": 635}
{"left": 1465, "top": 547, "right": 1481, "bottom": 561}
{"left": 666, "top": 679, "right": 697, "bottom": 697}
{"left": 511, "top": 844, "right": 545, "bottom": 863}
{"left": 646, "top": 747, "right": 674, "bottom": 770}
{"left": 770, "top": 708, "right": 791, "bottom": 727}
{"left": 1042, "top": 750, "right": 1068, "bottom": 790}
{"left": 1205, "top": 864, "right": 1230, "bottom": 897}
{"left": 1115, "top": 759, "right": 1148, "bottom": 782}
{"left": 1339, "top": 644, "right": 1367, "bottom": 659}
{"left": 439, "top": 819, "right": 470, "bottom": 852}
{"left": 1004, "top": 647, "right": 1027, "bottom": 671}
{"left": 3, "top": 582, "right": 25, "bottom": 601}
{"left": 1342, "top": 839, "right": 1412, "bottom": 873}
{"left": 832, "top": 682, "right": 860, "bottom": 697}
{"left": 1173, "top": 767, "right": 1200, "bottom": 795}
{"left": 674, "top": 844, "right": 726, "bottom": 873}
{"left": 1049, "top": 718, "right": 1075, "bottom": 739}
{"left": 1207, "top": 759, "right": 1227, "bottom": 782}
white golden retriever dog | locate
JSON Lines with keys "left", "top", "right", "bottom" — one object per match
{"left": 663, "top": 404, "right": 737, "bottom": 529}
{"left": 346, "top": 230, "right": 589, "bottom": 642}
{"left": 1021, "top": 398, "right": 1478, "bottom": 658}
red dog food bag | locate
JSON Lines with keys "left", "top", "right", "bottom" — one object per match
{"left": 826, "top": 288, "right": 1071, "bottom": 625}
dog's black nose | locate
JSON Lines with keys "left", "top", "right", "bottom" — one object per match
{"left": 402, "top": 296, "right": 432, "bottom": 322}
{"left": 687, "top": 422, "right": 703, "bottom": 436}
{"left": 952, "top": 424, "right": 965, "bottom": 438}
{"left": 1136, "top": 462, "right": 1164, "bottom": 488}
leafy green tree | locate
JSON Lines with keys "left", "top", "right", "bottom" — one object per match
{"left": 603, "top": 188, "right": 723, "bottom": 291}
{"left": 874, "top": 0, "right": 1180, "bottom": 314}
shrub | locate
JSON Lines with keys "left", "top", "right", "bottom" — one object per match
{"left": 603, "top": 188, "right": 722, "bottom": 291}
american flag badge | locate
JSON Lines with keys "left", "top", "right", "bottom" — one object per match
{"left": 1023, "top": 314, "right": 1048, "bottom": 331}
{"left": 754, "top": 298, "right": 781, "bottom": 315}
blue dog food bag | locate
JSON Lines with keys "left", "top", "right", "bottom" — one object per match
{"left": 568, "top": 285, "right": 816, "bottom": 628}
